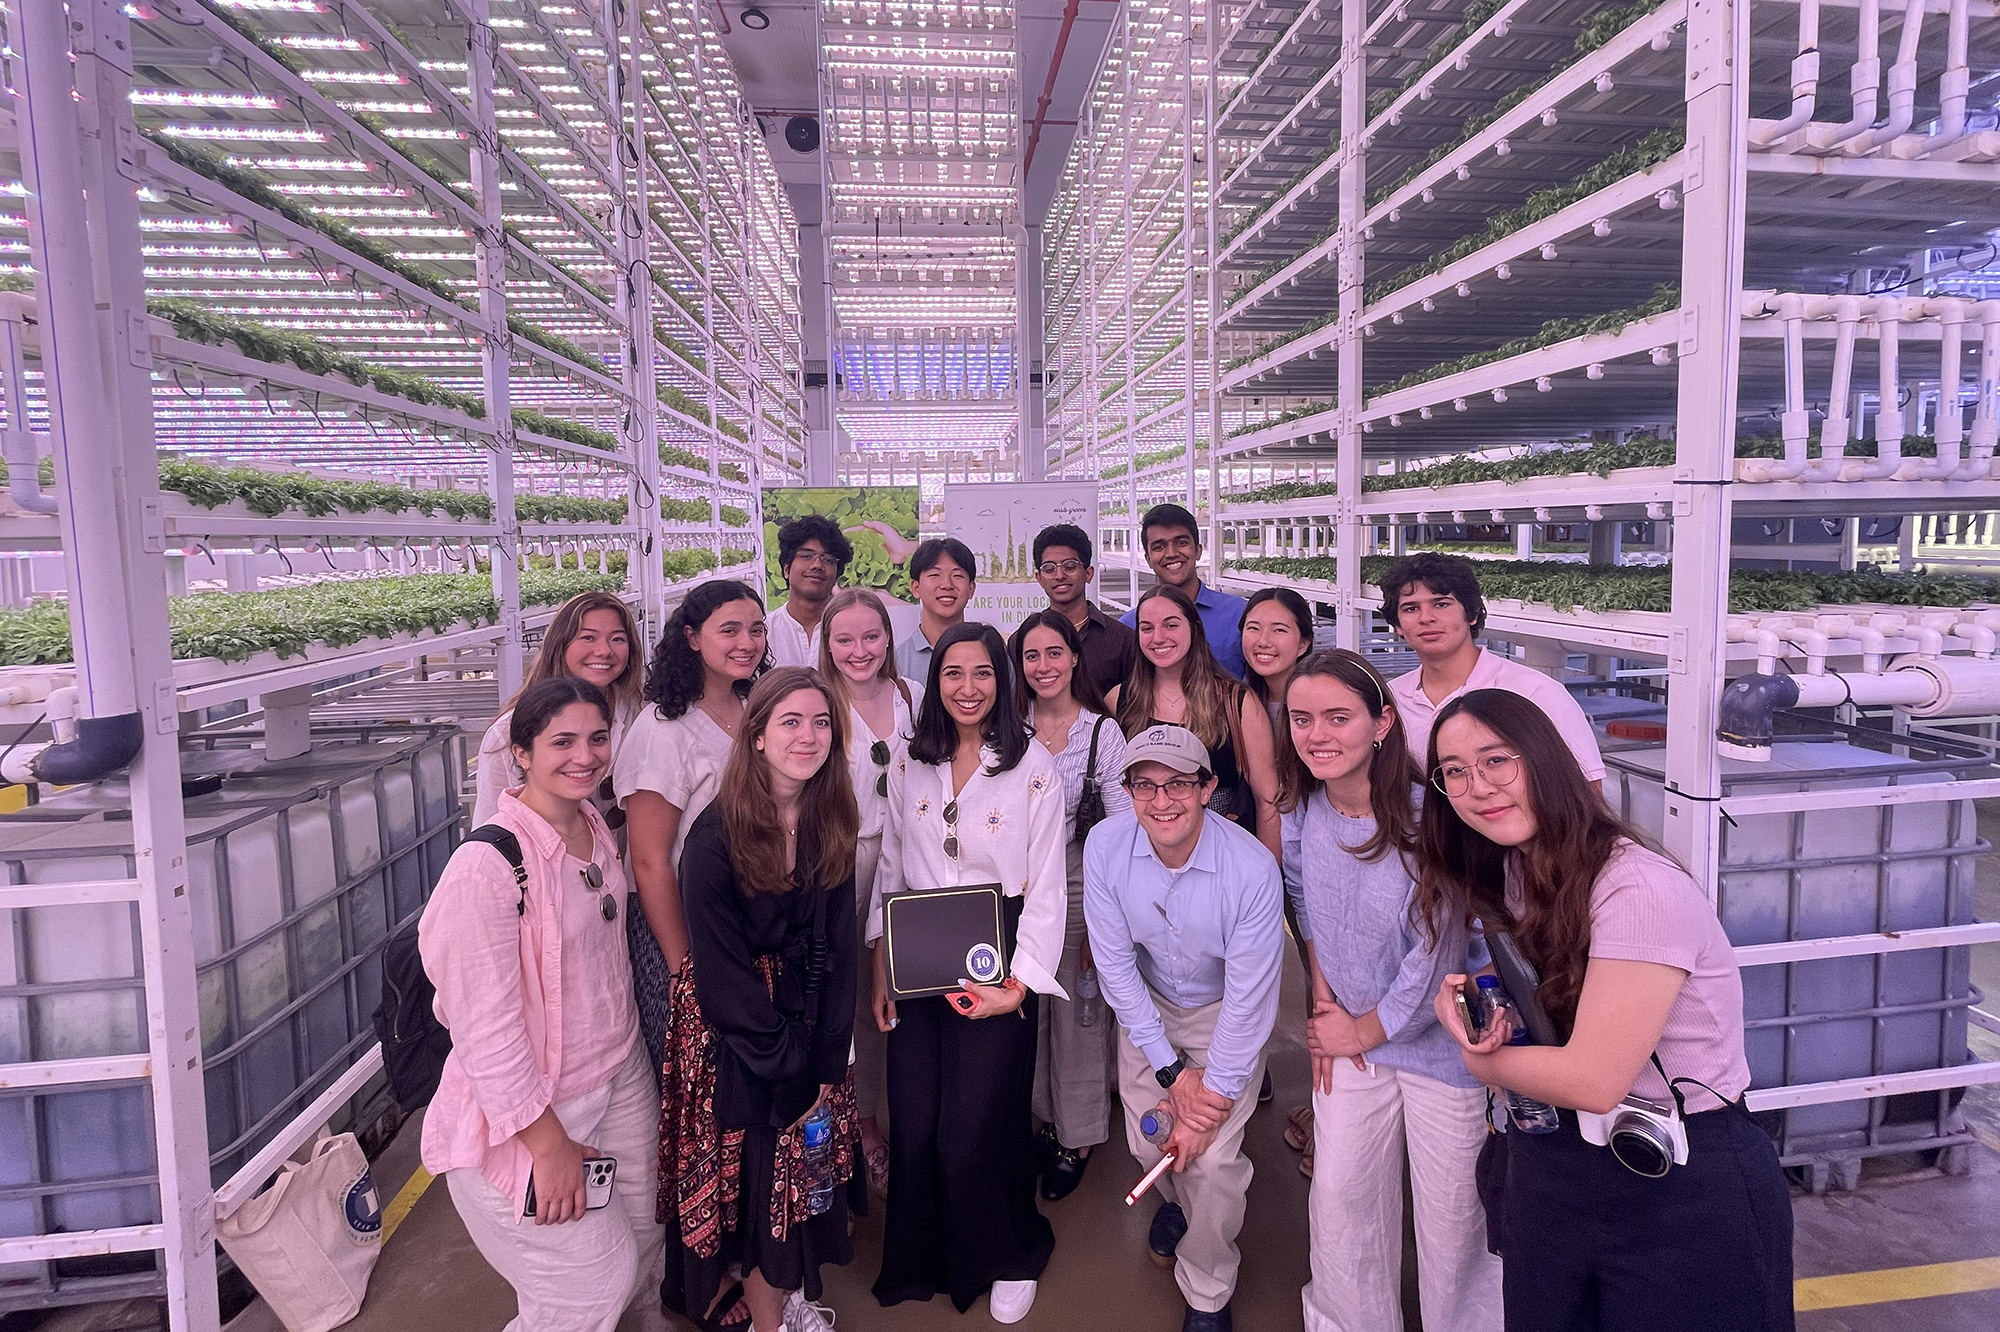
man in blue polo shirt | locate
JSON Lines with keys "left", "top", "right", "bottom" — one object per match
{"left": 1120, "top": 503, "right": 1250, "bottom": 680}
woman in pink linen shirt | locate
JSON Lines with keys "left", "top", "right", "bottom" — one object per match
{"left": 1417, "top": 689, "right": 1792, "bottom": 1332}
{"left": 419, "top": 677, "right": 661, "bottom": 1332}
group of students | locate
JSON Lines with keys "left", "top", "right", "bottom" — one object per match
{"left": 415, "top": 503, "right": 1796, "bottom": 1332}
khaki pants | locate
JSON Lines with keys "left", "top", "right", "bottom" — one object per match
{"left": 1302, "top": 1059, "right": 1501, "bottom": 1332}
{"left": 1115, "top": 990, "right": 1264, "bottom": 1314}
{"left": 447, "top": 1043, "right": 664, "bottom": 1332}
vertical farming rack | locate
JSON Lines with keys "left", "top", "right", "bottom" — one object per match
{"left": 1047, "top": 0, "right": 2000, "bottom": 1187}
{"left": 0, "top": 0, "right": 802, "bottom": 1321}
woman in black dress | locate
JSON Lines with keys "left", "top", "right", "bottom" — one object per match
{"left": 662, "top": 666, "right": 861, "bottom": 1332}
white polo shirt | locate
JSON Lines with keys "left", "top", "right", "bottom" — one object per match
{"left": 1389, "top": 647, "right": 1606, "bottom": 780}
{"left": 765, "top": 599, "right": 822, "bottom": 669}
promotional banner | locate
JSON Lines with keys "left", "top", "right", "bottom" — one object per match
{"left": 944, "top": 482, "right": 1100, "bottom": 633}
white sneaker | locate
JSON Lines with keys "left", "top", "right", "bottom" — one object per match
{"left": 989, "top": 1279, "right": 1037, "bottom": 1324}
{"left": 783, "top": 1288, "right": 836, "bottom": 1332}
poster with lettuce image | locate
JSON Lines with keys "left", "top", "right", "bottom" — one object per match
{"left": 762, "top": 486, "right": 921, "bottom": 606}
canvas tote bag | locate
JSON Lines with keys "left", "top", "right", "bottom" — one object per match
{"left": 216, "top": 1131, "right": 384, "bottom": 1332}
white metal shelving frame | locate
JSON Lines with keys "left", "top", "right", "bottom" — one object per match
{"left": 0, "top": 0, "right": 800, "bottom": 1321}
{"left": 1042, "top": 0, "right": 1217, "bottom": 597}
{"left": 1046, "top": 0, "right": 2000, "bottom": 1173}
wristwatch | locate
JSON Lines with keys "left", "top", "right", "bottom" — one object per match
{"left": 1155, "top": 1058, "right": 1186, "bottom": 1090}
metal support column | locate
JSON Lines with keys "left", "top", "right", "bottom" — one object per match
{"left": 611, "top": 0, "right": 666, "bottom": 636}
{"left": 1660, "top": 0, "right": 1751, "bottom": 886}
{"left": 469, "top": 0, "right": 522, "bottom": 699}
{"left": 12, "top": 1, "right": 215, "bottom": 1324}
{"left": 1332, "top": 0, "right": 1367, "bottom": 649}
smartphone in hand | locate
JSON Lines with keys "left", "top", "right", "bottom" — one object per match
{"left": 1453, "top": 980, "right": 1487, "bottom": 1041}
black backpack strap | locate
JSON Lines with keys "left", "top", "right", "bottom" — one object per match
{"left": 463, "top": 824, "right": 529, "bottom": 915}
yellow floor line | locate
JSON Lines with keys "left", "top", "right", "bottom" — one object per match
{"left": 380, "top": 1165, "right": 434, "bottom": 1244}
{"left": 1796, "top": 1256, "right": 2000, "bottom": 1311}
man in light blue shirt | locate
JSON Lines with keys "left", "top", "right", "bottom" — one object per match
{"left": 1118, "top": 502, "right": 1250, "bottom": 680}
{"left": 1083, "top": 724, "right": 1283, "bottom": 1332}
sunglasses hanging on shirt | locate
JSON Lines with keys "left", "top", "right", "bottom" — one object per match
{"left": 942, "top": 799, "right": 960, "bottom": 861}
{"left": 871, "top": 739, "right": 891, "bottom": 798}
{"left": 582, "top": 861, "right": 616, "bottom": 921}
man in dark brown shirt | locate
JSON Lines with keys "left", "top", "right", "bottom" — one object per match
{"left": 1033, "top": 523, "right": 1137, "bottom": 703}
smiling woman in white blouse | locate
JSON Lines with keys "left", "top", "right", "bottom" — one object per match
{"left": 867, "top": 622, "right": 1067, "bottom": 1325}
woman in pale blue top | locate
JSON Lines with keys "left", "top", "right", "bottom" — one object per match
{"left": 1010, "top": 609, "right": 1133, "bottom": 1203}
{"left": 1278, "top": 650, "right": 1500, "bottom": 1332}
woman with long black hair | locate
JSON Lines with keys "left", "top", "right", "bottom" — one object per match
{"left": 661, "top": 667, "right": 860, "bottom": 1332}
{"left": 867, "top": 622, "right": 1067, "bottom": 1323}
{"left": 1423, "top": 689, "right": 1792, "bottom": 1332}
{"left": 1009, "top": 609, "right": 1132, "bottom": 1202}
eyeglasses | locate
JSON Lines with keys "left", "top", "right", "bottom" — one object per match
{"left": 1124, "top": 776, "right": 1204, "bottom": 800}
{"left": 581, "top": 862, "right": 616, "bottom": 922}
{"left": 1036, "top": 558, "right": 1084, "bottom": 576}
{"left": 942, "top": 798, "right": 959, "bottom": 860}
{"left": 870, "top": 739, "right": 890, "bottom": 798}
{"left": 1432, "top": 752, "right": 1524, "bottom": 797}
{"left": 792, "top": 551, "right": 841, "bottom": 569}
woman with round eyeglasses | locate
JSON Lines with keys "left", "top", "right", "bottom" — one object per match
{"left": 818, "top": 587, "right": 925, "bottom": 1194}
{"left": 868, "top": 623, "right": 1067, "bottom": 1324}
{"left": 1008, "top": 610, "right": 1133, "bottom": 1203}
{"left": 1418, "top": 689, "right": 1791, "bottom": 1332}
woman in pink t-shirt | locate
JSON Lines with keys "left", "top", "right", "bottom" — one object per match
{"left": 1416, "top": 689, "right": 1793, "bottom": 1332}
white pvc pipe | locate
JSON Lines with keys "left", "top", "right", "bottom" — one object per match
{"left": 1853, "top": 0, "right": 1926, "bottom": 153}
{"left": 1810, "top": 296, "right": 1865, "bottom": 478}
{"left": 1809, "top": 0, "right": 1881, "bottom": 153}
{"left": 1969, "top": 301, "right": 2000, "bottom": 479}
{"left": 1858, "top": 297, "right": 1907, "bottom": 479}
{"left": 0, "top": 299, "right": 56, "bottom": 514}
{"left": 1753, "top": 0, "right": 1822, "bottom": 145}
{"left": 1924, "top": 298, "right": 1967, "bottom": 478}
{"left": 1789, "top": 669, "right": 1936, "bottom": 710}
{"left": 1776, "top": 293, "right": 1811, "bottom": 478}
{"left": 18, "top": 0, "right": 139, "bottom": 718}
{"left": 1919, "top": 0, "right": 1970, "bottom": 153}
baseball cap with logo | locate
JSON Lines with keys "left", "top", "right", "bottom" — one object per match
{"left": 1122, "top": 724, "right": 1212, "bottom": 777}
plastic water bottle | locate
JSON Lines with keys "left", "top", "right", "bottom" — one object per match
{"left": 1139, "top": 1105, "right": 1174, "bottom": 1147}
{"left": 1475, "top": 976, "right": 1561, "bottom": 1135}
{"left": 800, "top": 1104, "right": 837, "bottom": 1215}
{"left": 1076, "top": 967, "right": 1101, "bottom": 1027}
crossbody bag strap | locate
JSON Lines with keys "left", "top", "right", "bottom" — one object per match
{"left": 1083, "top": 713, "right": 1107, "bottom": 789}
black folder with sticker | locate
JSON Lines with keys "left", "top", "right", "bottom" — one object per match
{"left": 883, "top": 884, "right": 1008, "bottom": 999}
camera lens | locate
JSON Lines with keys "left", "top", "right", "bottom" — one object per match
{"left": 1608, "top": 1117, "right": 1675, "bottom": 1178}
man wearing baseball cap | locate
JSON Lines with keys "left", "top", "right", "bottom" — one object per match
{"left": 1081, "top": 725, "right": 1284, "bottom": 1332}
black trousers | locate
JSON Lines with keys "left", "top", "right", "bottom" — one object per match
{"left": 1502, "top": 1102, "right": 1795, "bottom": 1332}
{"left": 873, "top": 983, "right": 1055, "bottom": 1311}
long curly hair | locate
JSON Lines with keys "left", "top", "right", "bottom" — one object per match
{"left": 1275, "top": 650, "right": 1420, "bottom": 865}
{"left": 717, "top": 668, "right": 859, "bottom": 895}
{"left": 1413, "top": 689, "right": 1652, "bottom": 1035}
{"left": 642, "top": 579, "right": 768, "bottom": 719}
